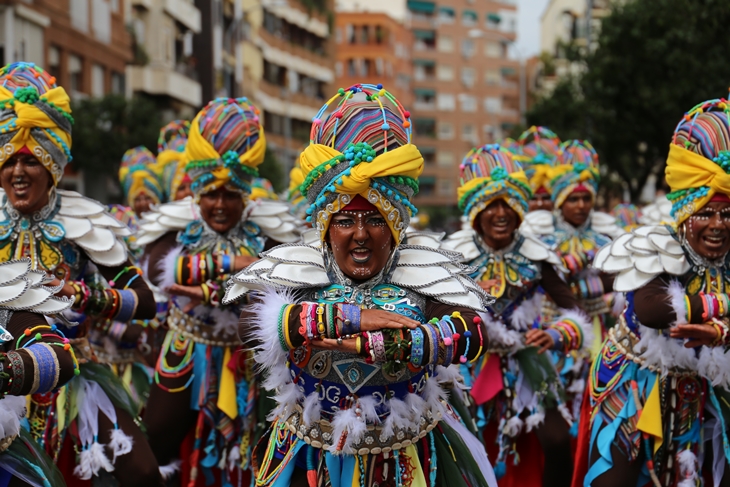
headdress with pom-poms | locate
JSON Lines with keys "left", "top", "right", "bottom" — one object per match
{"left": 119, "top": 146, "right": 164, "bottom": 206}
{"left": 665, "top": 98, "right": 730, "bottom": 225}
{"left": 298, "top": 83, "right": 423, "bottom": 243}
{"left": 611, "top": 203, "right": 641, "bottom": 231}
{"left": 514, "top": 126, "right": 561, "bottom": 194}
{"left": 184, "top": 97, "right": 265, "bottom": 200}
{"left": 0, "top": 62, "right": 73, "bottom": 185}
{"left": 548, "top": 140, "right": 600, "bottom": 207}
{"left": 155, "top": 119, "right": 190, "bottom": 201}
{"left": 457, "top": 144, "right": 531, "bottom": 226}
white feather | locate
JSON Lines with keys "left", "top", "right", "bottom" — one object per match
{"left": 677, "top": 449, "right": 698, "bottom": 487}
{"left": 158, "top": 245, "right": 184, "bottom": 290}
{"left": 0, "top": 396, "right": 24, "bottom": 439}
{"left": 635, "top": 325, "right": 698, "bottom": 375}
{"left": 228, "top": 445, "right": 241, "bottom": 470}
{"left": 108, "top": 428, "right": 133, "bottom": 462}
{"left": 435, "top": 365, "right": 465, "bottom": 389}
{"left": 422, "top": 376, "right": 448, "bottom": 417}
{"left": 698, "top": 347, "right": 730, "bottom": 389}
{"left": 358, "top": 395, "right": 381, "bottom": 424}
{"left": 86, "top": 441, "right": 114, "bottom": 477}
{"left": 243, "top": 288, "right": 297, "bottom": 371}
{"left": 262, "top": 363, "right": 291, "bottom": 392}
{"left": 404, "top": 392, "right": 427, "bottom": 415}
{"left": 509, "top": 293, "right": 543, "bottom": 331}
{"left": 159, "top": 460, "right": 181, "bottom": 480}
{"left": 567, "top": 378, "right": 585, "bottom": 395}
{"left": 209, "top": 307, "right": 240, "bottom": 337}
{"left": 266, "top": 381, "right": 303, "bottom": 421}
{"left": 557, "top": 403, "right": 574, "bottom": 426}
{"left": 612, "top": 292, "right": 627, "bottom": 317}
{"left": 666, "top": 279, "right": 687, "bottom": 325}
{"left": 381, "top": 398, "right": 412, "bottom": 440}
{"left": 482, "top": 312, "right": 524, "bottom": 351}
{"left": 329, "top": 408, "right": 367, "bottom": 454}
{"left": 302, "top": 392, "right": 321, "bottom": 426}
{"left": 504, "top": 416, "right": 523, "bottom": 437}
{"left": 525, "top": 410, "right": 545, "bottom": 433}
{"left": 73, "top": 449, "right": 94, "bottom": 480}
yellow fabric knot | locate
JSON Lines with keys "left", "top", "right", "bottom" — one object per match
{"left": 457, "top": 170, "right": 530, "bottom": 225}
{"left": 0, "top": 85, "right": 72, "bottom": 184}
{"left": 665, "top": 143, "right": 730, "bottom": 224}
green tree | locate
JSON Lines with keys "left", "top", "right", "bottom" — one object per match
{"left": 258, "top": 147, "right": 286, "bottom": 193}
{"left": 71, "top": 95, "right": 161, "bottom": 202}
{"left": 527, "top": 0, "right": 730, "bottom": 200}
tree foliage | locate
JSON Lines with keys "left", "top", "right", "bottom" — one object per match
{"left": 71, "top": 94, "right": 161, "bottom": 179}
{"left": 527, "top": 0, "right": 730, "bottom": 200}
{"left": 259, "top": 147, "right": 286, "bottom": 193}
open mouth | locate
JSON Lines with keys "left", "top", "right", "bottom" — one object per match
{"left": 350, "top": 247, "right": 371, "bottom": 263}
{"left": 703, "top": 234, "right": 726, "bottom": 250}
{"left": 212, "top": 212, "right": 228, "bottom": 223}
{"left": 492, "top": 218, "right": 511, "bottom": 232}
{"left": 11, "top": 180, "right": 30, "bottom": 196}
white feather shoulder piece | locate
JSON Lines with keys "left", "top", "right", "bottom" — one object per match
{"left": 0, "top": 259, "right": 73, "bottom": 314}
{"left": 591, "top": 211, "right": 626, "bottom": 239}
{"left": 135, "top": 197, "right": 197, "bottom": 247}
{"left": 519, "top": 232, "right": 566, "bottom": 270}
{"left": 520, "top": 210, "right": 554, "bottom": 237}
{"left": 224, "top": 243, "right": 494, "bottom": 311}
{"left": 594, "top": 225, "right": 689, "bottom": 292}
{"left": 245, "top": 200, "right": 301, "bottom": 243}
{"left": 441, "top": 228, "right": 481, "bottom": 262}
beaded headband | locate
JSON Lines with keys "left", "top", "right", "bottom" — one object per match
{"left": 457, "top": 144, "right": 531, "bottom": 225}
{"left": 0, "top": 62, "right": 73, "bottom": 185}
{"left": 299, "top": 84, "right": 423, "bottom": 242}
{"left": 666, "top": 98, "right": 730, "bottom": 224}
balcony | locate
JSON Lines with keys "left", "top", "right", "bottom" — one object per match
{"left": 164, "top": 0, "right": 201, "bottom": 33}
{"left": 127, "top": 65, "right": 202, "bottom": 107}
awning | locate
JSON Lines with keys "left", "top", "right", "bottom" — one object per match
{"left": 414, "top": 88, "right": 436, "bottom": 97}
{"left": 462, "top": 10, "right": 478, "bottom": 21}
{"left": 413, "top": 59, "right": 436, "bottom": 67}
{"left": 407, "top": 0, "right": 435, "bottom": 14}
{"left": 487, "top": 13, "right": 502, "bottom": 23}
{"left": 413, "top": 29, "right": 435, "bottom": 40}
{"left": 439, "top": 6, "right": 455, "bottom": 15}
{"left": 501, "top": 67, "right": 517, "bottom": 76}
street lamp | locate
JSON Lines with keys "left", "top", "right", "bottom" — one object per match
{"left": 467, "top": 28, "right": 526, "bottom": 127}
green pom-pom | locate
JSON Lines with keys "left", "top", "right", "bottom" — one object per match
{"left": 13, "top": 86, "right": 39, "bottom": 104}
{"left": 35, "top": 333, "right": 42, "bottom": 340}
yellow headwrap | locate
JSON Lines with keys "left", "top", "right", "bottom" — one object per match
{"left": 665, "top": 143, "right": 730, "bottom": 224}
{"left": 299, "top": 142, "right": 423, "bottom": 242}
{"left": 0, "top": 63, "right": 72, "bottom": 185}
{"left": 548, "top": 140, "right": 600, "bottom": 208}
{"left": 184, "top": 99, "right": 266, "bottom": 198}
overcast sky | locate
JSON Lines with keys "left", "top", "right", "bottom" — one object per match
{"left": 515, "top": 0, "right": 550, "bottom": 58}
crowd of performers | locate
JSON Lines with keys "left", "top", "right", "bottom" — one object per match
{"left": 0, "top": 59, "right": 728, "bottom": 487}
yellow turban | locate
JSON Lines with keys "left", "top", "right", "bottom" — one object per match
{"left": 184, "top": 99, "right": 266, "bottom": 198}
{"left": 665, "top": 143, "right": 730, "bottom": 224}
{"left": 0, "top": 63, "right": 72, "bottom": 185}
{"left": 299, "top": 142, "right": 423, "bottom": 242}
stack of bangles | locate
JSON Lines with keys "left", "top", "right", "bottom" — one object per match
{"left": 200, "top": 280, "right": 222, "bottom": 306}
{"left": 545, "top": 318, "right": 583, "bottom": 352}
{"left": 569, "top": 275, "right": 604, "bottom": 300}
{"left": 562, "top": 252, "right": 588, "bottom": 275}
{"left": 709, "top": 318, "right": 730, "bottom": 347}
{"left": 70, "top": 280, "right": 139, "bottom": 322}
{"left": 175, "top": 253, "right": 234, "bottom": 285}
{"left": 276, "top": 304, "right": 485, "bottom": 368}
{"left": 699, "top": 292, "right": 730, "bottom": 322}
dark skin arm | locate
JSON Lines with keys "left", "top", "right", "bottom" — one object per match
{"left": 633, "top": 275, "right": 705, "bottom": 329}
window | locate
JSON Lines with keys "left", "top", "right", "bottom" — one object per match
{"left": 91, "top": 64, "right": 104, "bottom": 97}
{"left": 437, "top": 151, "right": 454, "bottom": 167}
{"left": 414, "top": 30, "right": 436, "bottom": 51}
{"left": 438, "top": 7, "right": 455, "bottom": 23}
{"left": 70, "top": 0, "right": 89, "bottom": 33}
{"left": 361, "top": 59, "right": 371, "bottom": 76}
{"left": 48, "top": 46, "right": 61, "bottom": 81}
{"left": 484, "top": 96, "right": 501, "bottom": 113}
{"left": 462, "top": 10, "right": 478, "bottom": 27}
{"left": 486, "top": 12, "right": 501, "bottom": 29}
{"left": 335, "top": 62, "right": 343, "bottom": 77}
{"left": 414, "top": 60, "right": 435, "bottom": 81}
{"left": 461, "top": 39, "right": 475, "bottom": 58}
{"left": 437, "top": 93, "right": 455, "bottom": 111}
{"left": 483, "top": 124, "right": 497, "bottom": 142}
{"left": 438, "top": 122, "right": 454, "bottom": 140}
{"left": 111, "top": 71, "right": 125, "bottom": 95}
{"left": 462, "top": 124, "right": 476, "bottom": 143}
{"left": 437, "top": 35, "right": 453, "bottom": 53}
{"left": 421, "top": 148, "right": 436, "bottom": 165}
{"left": 414, "top": 118, "right": 436, "bottom": 138}
{"left": 436, "top": 65, "right": 454, "bottom": 81}
{"left": 485, "top": 69, "right": 501, "bottom": 85}
{"left": 68, "top": 54, "right": 83, "bottom": 93}
{"left": 414, "top": 88, "right": 436, "bottom": 109}
{"left": 375, "top": 58, "right": 384, "bottom": 76}
{"left": 92, "top": 0, "right": 111, "bottom": 44}
{"left": 348, "top": 59, "right": 356, "bottom": 76}
{"left": 335, "top": 27, "right": 342, "bottom": 44}
{"left": 460, "top": 94, "right": 477, "bottom": 112}
{"left": 485, "top": 41, "right": 503, "bottom": 58}
{"left": 461, "top": 67, "right": 476, "bottom": 88}
{"left": 419, "top": 176, "right": 436, "bottom": 196}
{"left": 360, "top": 25, "right": 370, "bottom": 44}
{"left": 375, "top": 26, "right": 384, "bottom": 44}
{"left": 438, "top": 179, "right": 453, "bottom": 196}
{"left": 346, "top": 24, "right": 355, "bottom": 44}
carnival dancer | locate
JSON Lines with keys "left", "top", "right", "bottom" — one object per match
{"left": 522, "top": 140, "right": 623, "bottom": 352}
{"left": 224, "top": 84, "right": 497, "bottom": 487}
{"left": 155, "top": 120, "right": 193, "bottom": 202}
{"left": 514, "top": 126, "right": 562, "bottom": 213}
{"left": 611, "top": 203, "right": 641, "bottom": 232}
{"left": 0, "top": 258, "right": 81, "bottom": 487}
{"left": 137, "top": 97, "right": 299, "bottom": 485}
{"left": 442, "top": 144, "right": 591, "bottom": 487}
{"left": 0, "top": 62, "right": 163, "bottom": 486}
{"left": 575, "top": 98, "right": 730, "bottom": 487}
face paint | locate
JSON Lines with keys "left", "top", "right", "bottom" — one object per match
{"left": 326, "top": 210, "right": 394, "bottom": 281}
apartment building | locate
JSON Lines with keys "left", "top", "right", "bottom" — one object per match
{"left": 406, "top": 0, "right": 520, "bottom": 206}
{"left": 241, "top": 0, "right": 333, "bottom": 174}
{"left": 333, "top": 9, "right": 413, "bottom": 109}
{"left": 127, "top": 0, "right": 202, "bottom": 119}
{"left": 0, "top": 0, "right": 131, "bottom": 99}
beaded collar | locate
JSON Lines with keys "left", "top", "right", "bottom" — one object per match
{"left": 178, "top": 217, "right": 265, "bottom": 257}
{"left": 470, "top": 233, "right": 541, "bottom": 299}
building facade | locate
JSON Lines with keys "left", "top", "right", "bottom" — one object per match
{"left": 127, "top": 0, "right": 202, "bottom": 120}
{"left": 406, "top": 0, "right": 520, "bottom": 207}
{"left": 241, "top": 0, "right": 334, "bottom": 176}
{"left": 333, "top": 10, "right": 413, "bottom": 110}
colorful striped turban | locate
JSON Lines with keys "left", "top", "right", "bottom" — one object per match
{"left": 457, "top": 144, "right": 531, "bottom": 226}
{"left": 0, "top": 62, "right": 72, "bottom": 185}
{"left": 548, "top": 140, "right": 600, "bottom": 208}
{"left": 155, "top": 119, "right": 190, "bottom": 201}
{"left": 611, "top": 203, "right": 641, "bottom": 231}
{"left": 300, "top": 84, "right": 423, "bottom": 243}
{"left": 119, "top": 146, "right": 163, "bottom": 206}
{"left": 515, "top": 126, "right": 561, "bottom": 194}
{"left": 666, "top": 99, "right": 730, "bottom": 224}
{"left": 185, "top": 98, "right": 265, "bottom": 199}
